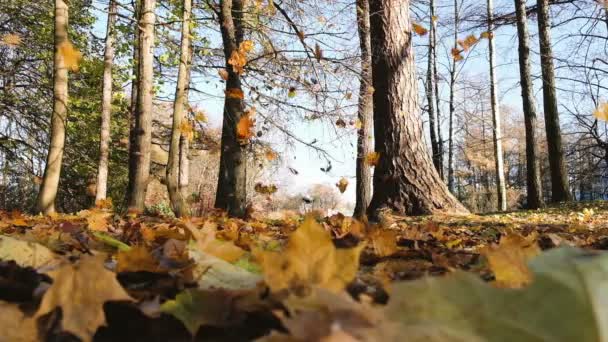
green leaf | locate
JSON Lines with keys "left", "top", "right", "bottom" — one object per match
{"left": 385, "top": 247, "right": 608, "bottom": 342}
{"left": 91, "top": 231, "right": 131, "bottom": 252}
{"left": 160, "top": 289, "right": 231, "bottom": 335}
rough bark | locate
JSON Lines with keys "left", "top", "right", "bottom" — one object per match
{"left": 126, "top": 0, "right": 156, "bottom": 211}
{"left": 426, "top": 0, "right": 441, "bottom": 176}
{"left": 366, "top": 0, "right": 467, "bottom": 217}
{"left": 353, "top": 0, "right": 373, "bottom": 218}
{"left": 537, "top": 0, "right": 571, "bottom": 202}
{"left": 37, "top": 0, "right": 69, "bottom": 214}
{"left": 166, "top": 0, "right": 192, "bottom": 217}
{"left": 95, "top": 0, "right": 117, "bottom": 202}
{"left": 447, "top": 0, "right": 459, "bottom": 193}
{"left": 514, "top": 0, "right": 544, "bottom": 209}
{"left": 215, "top": 0, "right": 247, "bottom": 217}
{"left": 487, "top": 0, "right": 507, "bottom": 211}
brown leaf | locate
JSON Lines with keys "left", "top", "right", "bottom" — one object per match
{"left": 35, "top": 255, "right": 134, "bottom": 342}
{"left": 412, "top": 22, "right": 428, "bottom": 36}
{"left": 0, "top": 301, "right": 38, "bottom": 342}
{"left": 1, "top": 33, "right": 22, "bottom": 47}
{"left": 336, "top": 177, "right": 349, "bottom": 194}
{"left": 314, "top": 43, "right": 323, "bottom": 62}
{"left": 225, "top": 87, "right": 245, "bottom": 100}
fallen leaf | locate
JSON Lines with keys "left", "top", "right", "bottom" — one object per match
{"left": 116, "top": 246, "right": 164, "bottom": 273}
{"left": 367, "top": 229, "right": 398, "bottom": 257}
{"left": 184, "top": 221, "right": 245, "bottom": 263}
{"left": 35, "top": 255, "right": 134, "bottom": 342}
{"left": 0, "top": 235, "right": 61, "bottom": 269}
{"left": 78, "top": 209, "right": 112, "bottom": 232}
{"left": 481, "top": 232, "right": 540, "bottom": 288}
{"left": 0, "top": 301, "right": 38, "bottom": 341}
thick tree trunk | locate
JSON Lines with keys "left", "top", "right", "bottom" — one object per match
{"left": 514, "top": 0, "right": 544, "bottom": 209}
{"left": 537, "top": 0, "right": 571, "bottom": 202}
{"left": 447, "top": 0, "right": 459, "bottom": 193}
{"left": 37, "top": 0, "right": 69, "bottom": 214}
{"left": 126, "top": 0, "right": 156, "bottom": 211}
{"left": 353, "top": 0, "right": 373, "bottom": 218}
{"left": 366, "top": 0, "right": 467, "bottom": 217}
{"left": 487, "top": 0, "right": 507, "bottom": 211}
{"left": 426, "top": 0, "right": 441, "bottom": 176}
{"left": 95, "top": 0, "right": 117, "bottom": 202}
{"left": 166, "top": 0, "right": 192, "bottom": 217}
{"left": 215, "top": 0, "right": 247, "bottom": 217}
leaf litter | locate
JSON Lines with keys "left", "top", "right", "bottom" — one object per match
{"left": 1, "top": 201, "right": 608, "bottom": 340}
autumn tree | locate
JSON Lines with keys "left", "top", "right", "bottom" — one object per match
{"left": 95, "top": 0, "right": 117, "bottom": 202}
{"left": 366, "top": 0, "right": 467, "bottom": 217}
{"left": 536, "top": 0, "right": 571, "bottom": 203}
{"left": 126, "top": 0, "right": 156, "bottom": 211}
{"left": 353, "top": 0, "right": 373, "bottom": 218}
{"left": 514, "top": 0, "right": 544, "bottom": 209}
{"left": 166, "top": 0, "right": 192, "bottom": 217}
{"left": 214, "top": 0, "right": 248, "bottom": 217}
{"left": 36, "top": 0, "right": 71, "bottom": 214}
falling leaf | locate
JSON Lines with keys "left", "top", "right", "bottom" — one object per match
{"left": 0, "top": 33, "right": 22, "bottom": 47}
{"left": 481, "top": 232, "right": 540, "bottom": 288}
{"left": 265, "top": 149, "right": 278, "bottom": 161}
{"left": 451, "top": 47, "right": 463, "bottom": 61}
{"left": 116, "top": 246, "right": 164, "bottom": 273}
{"left": 354, "top": 119, "right": 363, "bottom": 129}
{"left": 35, "top": 255, "right": 134, "bottom": 342}
{"left": 336, "top": 178, "right": 349, "bottom": 194}
{"left": 228, "top": 50, "right": 247, "bottom": 74}
{"left": 225, "top": 87, "right": 245, "bottom": 99}
{"left": 237, "top": 112, "right": 255, "bottom": 140}
{"left": 194, "top": 110, "right": 208, "bottom": 122}
{"left": 335, "top": 118, "right": 347, "bottom": 128}
{"left": 458, "top": 34, "right": 478, "bottom": 51}
{"left": 58, "top": 41, "right": 82, "bottom": 72}
{"left": 593, "top": 103, "right": 608, "bottom": 121}
{"left": 480, "top": 31, "right": 493, "bottom": 39}
{"left": 239, "top": 40, "right": 254, "bottom": 54}
{"left": 345, "top": 92, "right": 352, "bottom": 100}
{"left": 431, "top": 16, "right": 439, "bottom": 23}
{"left": 180, "top": 121, "right": 194, "bottom": 142}
{"left": 365, "top": 152, "right": 380, "bottom": 166}
{"left": 218, "top": 69, "right": 229, "bottom": 80}
{"left": 254, "top": 183, "right": 278, "bottom": 195}
{"left": 288, "top": 86, "right": 297, "bottom": 98}
{"left": 314, "top": 43, "right": 323, "bottom": 62}
{"left": 412, "top": 22, "right": 428, "bottom": 36}
{"left": 254, "top": 215, "right": 365, "bottom": 292}
{"left": 367, "top": 86, "right": 375, "bottom": 94}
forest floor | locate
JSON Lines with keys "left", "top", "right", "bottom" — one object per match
{"left": 1, "top": 201, "right": 608, "bottom": 341}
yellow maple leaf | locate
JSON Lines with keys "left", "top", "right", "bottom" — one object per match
{"left": 412, "top": 22, "right": 428, "bottom": 36}
{"left": 0, "top": 33, "right": 22, "bottom": 47}
{"left": 58, "top": 41, "right": 82, "bottom": 72}
{"left": 78, "top": 209, "right": 112, "bottom": 231}
{"left": 254, "top": 215, "right": 365, "bottom": 292}
{"left": 35, "top": 256, "right": 133, "bottom": 342}
{"left": 194, "top": 110, "right": 208, "bottom": 123}
{"left": 184, "top": 220, "right": 245, "bottom": 263}
{"left": 336, "top": 177, "right": 349, "bottom": 194}
{"left": 116, "top": 246, "right": 164, "bottom": 273}
{"left": 593, "top": 103, "right": 608, "bottom": 121}
{"left": 365, "top": 152, "right": 380, "bottom": 166}
{"left": 354, "top": 119, "right": 363, "bottom": 129}
{"left": 228, "top": 50, "right": 247, "bottom": 74}
{"left": 481, "top": 232, "right": 540, "bottom": 288}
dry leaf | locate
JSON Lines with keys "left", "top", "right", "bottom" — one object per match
{"left": 365, "top": 152, "right": 380, "bottom": 166}
{"left": 314, "top": 43, "right": 323, "bottom": 62}
{"left": 336, "top": 178, "right": 349, "bottom": 194}
{"left": 0, "top": 301, "right": 38, "bottom": 342}
{"left": 225, "top": 88, "right": 245, "bottom": 99}
{"left": 265, "top": 149, "right": 278, "bottom": 161}
{"left": 335, "top": 118, "right": 347, "bottom": 128}
{"left": 78, "top": 209, "right": 111, "bottom": 231}
{"left": 593, "top": 103, "right": 608, "bottom": 121}
{"left": 237, "top": 112, "right": 255, "bottom": 140}
{"left": 218, "top": 69, "right": 229, "bottom": 80}
{"left": 254, "top": 183, "right": 278, "bottom": 195}
{"left": 116, "top": 246, "right": 164, "bottom": 273}
{"left": 35, "top": 255, "right": 134, "bottom": 342}
{"left": 228, "top": 50, "right": 247, "bottom": 74}
{"left": 412, "top": 22, "right": 428, "bottom": 36}
{"left": 481, "top": 232, "right": 540, "bottom": 288}
{"left": 480, "top": 31, "right": 493, "bottom": 39}
{"left": 367, "top": 229, "right": 398, "bottom": 257}
{"left": 451, "top": 47, "right": 463, "bottom": 61}
{"left": 184, "top": 221, "right": 245, "bottom": 263}
{"left": 58, "top": 41, "right": 82, "bottom": 72}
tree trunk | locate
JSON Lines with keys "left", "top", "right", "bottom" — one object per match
{"left": 215, "top": 0, "right": 247, "bottom": 217}
{"left": 487, "top": 0, "right": 507, "bottom": 211}
{"left": 447, "top": 0, "right": 459, "bottom": 193}
{"left": 37, "top": 0, "right": 69, "bottom": 214}
{"left": 514, "top": 0, "right": 544, "bottom": 209}
{"left": 126, "top": 0, "right": 156, "bottom": 211}
{"left": 433, "top": 12, "right": 444, "bottom": 180}
{"left": 537, "top": 0, "right": 571, "bottom": 202}
{"left": 129, "top": 0, "right": 140, "bottom": 150}
{"left": 166, "top": 0, "right": 192, "bottom": 217}
{"left": 426, "top": 0, "right": 441, "bottom": 176}
{"left": 353, "top": 0, "right": 373, "bottom": 218}
{"left": 95, "top": 0, "right": 117, "bottom": 202}
{"left": 366, "top": 0, "right": 467, "bottom": 217}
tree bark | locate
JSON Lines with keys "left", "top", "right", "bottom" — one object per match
{"left": 166, "top": 0, "right": 192, "bottom": 217}
{"left": 426, "top": 0, "right": 441, "bottom": 176}
{"left": 37, "top": 0, "right": 69, "bottom": 214}
{"left": 366, "top": 0, "right": 467, "bottom": 217}
{"left": 215, "top": 0, "right": 248, "bottom": 217}
{"left": 95, "top": 0, "right": 117, "bottom": 202}
{"left": 126, "top": 0, "right": 156, "bottom": 211}
{"left": 353, "top": 0, "right": 373, "bottom": 218}
{"left": 433, "top": 12, "right": 444, "bottom": 180}
{"left": 537, "top": 0, "right": 571, "bottom": 202}
{"left": 487, "top": 0, "right": 507, "bottom": 211}
{"left": 514, "top": 0, "right": 544, "bottom": 209}
{"left": 447, "top": 0, "right": 459, "bottom": 193}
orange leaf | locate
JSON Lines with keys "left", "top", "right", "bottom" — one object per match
{"left": 412, "top": 22, "right": 428, "bottom": 36}
{"left": 117, "top": 246, "right": 164, "bottom": 273}
{"left": 237, "top": 113, "right": 255, "bottom": 140}
{"left": 451, "top": 47, "right": 463, "bottom": 61}
{"left": 228, "top": 50, "right": 247, "bottom": 74}
{"left": 365, "top": 152, "right": 380, "bottom": 166}
{"left": 265, "top": 149, "right": 278, "bottom": 161}
{"left": 239, "top": 40, "right": 254, "bottom": 54}
{"left": 225, "top": 88, "right": 244, "bottom": 99}
{"left": 58, "top": 41, "right": 82, "bottom": 72}
{"left": 218, "top": 69, "right": 229, "bottom": 80}
{"left": 336, "top": 177, "right": 349, "bottom": 194}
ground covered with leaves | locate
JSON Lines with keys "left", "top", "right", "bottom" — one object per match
{"left": 2, "top": 201, "right": 608, "bottom": 341}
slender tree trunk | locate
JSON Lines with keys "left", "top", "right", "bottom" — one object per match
{"left": 366, "top": 0, "right": 467, "bottom": 217}
{"left": 353, "top": 0, "right": 373, "bottom": 218}
{"left": 215, "top": 0, "right": 247, "bottom": 217}
{"left": 433, "top": 15, "right": 444, "bottom": 180}
{"left": 537, "top": 0, "right": 571, "bottom": 202}
{"left": 95, "top": 0, "right": 117, "bottom": 202}
{"left": 126, "top": 0, "right": 140, "bottom": 205}
{"left": 487, "top": 0, "right": 507, "bottom": 211}
{"left": 447, "top": 0, "right": 459, "bottom": 193}
{"left": 166, "top": 0, "right": 192, "bottom": 217}
{"left": 126, "top": 0, "right": 156, "bottom": 211}
{"left": 426, "top": 0, "right": 441, "bottom": 176}
{"left": 37, "top": 0, "right": 69, "bottom": 214}
{"left": 514, "top": 0, "right": 544, "bottom": 209}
